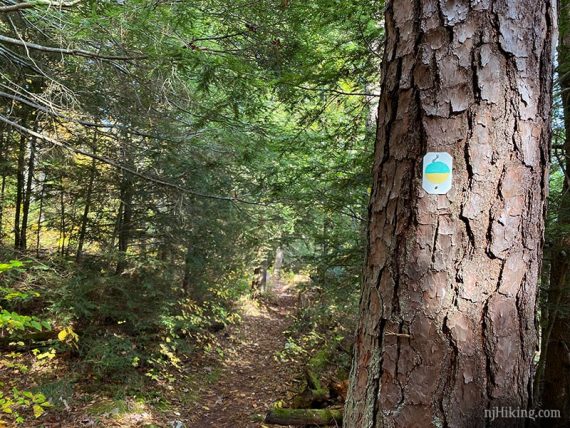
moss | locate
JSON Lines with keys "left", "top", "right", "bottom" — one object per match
{"left": 265, "top": 407, "right": 344, "bottom": 425}
{"left": 308, "top": 348, "right": 330, "bottom": 373}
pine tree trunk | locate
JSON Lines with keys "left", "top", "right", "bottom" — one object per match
{"left": 540, "top": 1, "right": 570, "bottom": 423}
{"left": 344, "top": 1, "right": 554, "bottom": 427}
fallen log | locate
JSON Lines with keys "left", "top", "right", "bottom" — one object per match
{"left": 264, "top": 408, "right": 343, "bottom": 426}
{"left": 0, "top": 330, "right": 56, "bottom": 349}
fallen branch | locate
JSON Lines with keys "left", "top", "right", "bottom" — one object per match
{"left": 264, "top": 408, "right": 343, "bottom": 426}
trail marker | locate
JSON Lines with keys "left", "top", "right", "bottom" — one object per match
{"left": 422, "top": 152, "right": 452, "bottom": 195}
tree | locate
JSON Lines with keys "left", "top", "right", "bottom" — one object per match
{"left": 539, "top": 0, "right": 570, "bottom": 423}
{"left": 344, "top": 1, "right": 554, "bottom": 427}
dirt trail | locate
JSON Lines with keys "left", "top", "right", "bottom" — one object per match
{"left": 188, "top": 281, "right": 299, "bottom": 428}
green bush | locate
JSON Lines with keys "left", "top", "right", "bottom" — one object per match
{"left": 82, "top": 334, "right": 141, "bottom": 380}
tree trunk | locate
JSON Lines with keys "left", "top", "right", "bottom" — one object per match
{"left": 344, "top": 2, "right": 554, "bottom": 428}
{"left": 540, "top": 1, "right": 570, "bottom": 424}
{"left": 0, "top": 173, "right": 5, "bottom": 239}
{"left": 182, "top": 241, "right": 193, "bottom": 293}
{"left": 14, "top": 133, "right": 26, "bottom": 249}
{"left": 59, "top": 178, "right": 66, "bottom": 256}
{"left": 115, "top": 177, "right": 133, "bottom": 274}
{"left": 115, "top": 141, "right": 134, "bottom": 274}
{"left": 319, "top": 217, "right": 330, "bottom": 286}
{"left": 35, "top": 176, "right": 45, "bottom": 257}
{"left": 76, "top": 156, "right": 97, "bottom": 262}
{"left": 20, "top": 132, "right": 37, "bottom": 250}
{"left": 0, "top": 129, "right": 6, "bottom": 239}
{"left": 260, "top": 256, "right": 268, "bottom": 293}
{"left": 273, "top": 246, "right": 284, "bottom": 282}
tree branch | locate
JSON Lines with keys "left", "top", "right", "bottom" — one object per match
{"left": 0, "top": 0, "right": 82, "bottom": 13}
{"left": 291, "top": 84, "right": 380, "bottom": 97}
{"left": 0, "top": 89, "right": 189, "bottom": 140}
{"left": 0, "top": 34, "right": 146, "bottom": 60}
{"left": 0, "top": 114, "right": 264, "bottom": 205}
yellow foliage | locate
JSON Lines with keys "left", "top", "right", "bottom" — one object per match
{"left": 32, "top": 405, "right": 43, "bottom": 418}
{"left": 57, "top": 327, "right": 79, "bottom": 349}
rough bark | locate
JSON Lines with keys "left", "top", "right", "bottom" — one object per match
{"left": 540, "top": 1, "right": 570, "bottom": 424}
{"left": 344, "top": 1, "right": 554, "bottom": 427}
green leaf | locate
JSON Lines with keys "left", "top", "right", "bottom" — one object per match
{"left": 29, "top": 321, "right": 43, "bottom": 331}
{"left": 33, "top": 404, "right": 44, "bottom": 418}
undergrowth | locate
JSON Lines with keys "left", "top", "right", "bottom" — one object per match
{"left": 0, "top": 249, "right": 251, "bottom": 425}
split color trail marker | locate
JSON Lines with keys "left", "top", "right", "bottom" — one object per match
{"left": 422, "top": 152, "right": 452, "bottom": 195}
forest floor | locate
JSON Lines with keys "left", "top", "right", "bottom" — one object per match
{"left": 2, "top": 279, "right": 303, "bottom": 427}
{"left": 187, "top": 279, "right": 300, "bottom": 427}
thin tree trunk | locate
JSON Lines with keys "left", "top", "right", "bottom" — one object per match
{"left": 0, "top": 129, "right": 6, "bottom": 239}
{"left": 115, "top": 135, "right": 135, "bottom": 275}
{"left": 540, "top": 1, "right": 570, "bottom": 423}
{"left": 115, "top": 182, "right": 133, "bottom": 274}
{"left": 111, "top": 200, "right": 122, "bottom": 249}
{"left": 0, "top": 173, "right": 5, "bottom": 239}
{"left": 319, "top": 217, "right": 330, "bottom": 286}
{"left": 76, "top": 156, "right": 97, "bottom": 262}
{"left": 182, "top": 241, "right": 193, "bottom": 293}
{"left": 115, "top": 141, "right": 134, "bottom": 274}
{"left": 273, "top": 246, "right": 284, "bottom": 282}
{"left": 14, "top": 133, "right": 26, "bottom": 249}
{"left": 20, "top": 131, "right": 37, "bottom": 250}
{"left": 260, "top": 256, "right": 268, "bottom": 293}
{"left": 344, "top": 2, "right": 554, "bottom": 427}
{"left": 59, "top": 177, "right": 66, "bottom": 256}
{"left": 35, "top": 176, "right": 45, "bottom": 257}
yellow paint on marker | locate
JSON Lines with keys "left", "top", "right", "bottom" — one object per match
{"left": 425, "top": 172, "right": 449, "bottom": 184}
